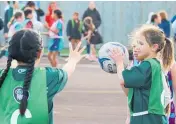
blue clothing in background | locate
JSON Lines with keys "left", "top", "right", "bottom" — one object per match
{"left": 48, "top": 20, "right": 64, "bottom": 52}
{"left": 133, "top": 58, "right": 139, "bottom": 66}
{"left": 158, "top": 19, "right": 171, "bottom": 38}
{"left": 171, "top": 15, "right": 176, "bottom": 23}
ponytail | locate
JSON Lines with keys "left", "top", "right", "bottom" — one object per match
{"left": 162, "top": 38, "right": 174, "bottom": 70}
{"left": 0, "top": 56, "right": 12, "bottom": 88}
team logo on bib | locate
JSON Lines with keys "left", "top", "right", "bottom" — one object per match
{"left": 13, "top": 86, "right": 30, "bottom": 104}
{"left": 18, "top": 69, "right": 26, "bottom": 74}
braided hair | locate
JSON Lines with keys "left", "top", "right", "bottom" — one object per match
{"left": 3, "top": 29, "right": 43, "bottom": 115}
{"left": 20, "top": 60, "right": 35, "bottom": 115}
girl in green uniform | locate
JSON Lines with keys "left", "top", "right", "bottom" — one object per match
{"left": 0, "top": 29, "right": 85, "bottom": 124}
{"left": 111, "top": 25, "right": 174, "bottom": 124}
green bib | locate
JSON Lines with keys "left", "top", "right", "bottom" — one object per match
{"left": 128, "top": 59, "right": 165, "bottom": 115}
{"left": 0, "top": 67, "right": 48, "bottom": 124}
{"left": 71, "top": 19, "right": 83, "bottom": 33}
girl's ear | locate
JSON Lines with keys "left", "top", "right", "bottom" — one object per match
{"left": 151, "top": 44, "right": 159, "bottom": 52}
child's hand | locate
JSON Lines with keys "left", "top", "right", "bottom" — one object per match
{"left": 50, "top": 28, "right": 59, "bottom": 34}
{"left": 54, "top": 29, "right": 59, "bottom": 34}
{"left": 110, "top": 48, "right": 124, "bottom": 65}
{"left": 63, "top": 42, "right": 86, "bottom": 77}
{"left": 68, "top": 42, "right": 86, "bottom": 64}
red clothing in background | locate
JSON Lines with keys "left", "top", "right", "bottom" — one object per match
{"left": 45, "top": 5, "right": 55, "bottom": 28}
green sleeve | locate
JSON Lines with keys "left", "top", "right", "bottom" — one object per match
{"left": 46, "top": 67, "right": 68, "bottom": 99}
{"left": 122, "top": 61, "right": 151, "bottom": 88}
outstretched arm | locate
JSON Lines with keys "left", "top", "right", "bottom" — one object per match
{"left": 62, "top": 42, "right": 86, "bottom": 78}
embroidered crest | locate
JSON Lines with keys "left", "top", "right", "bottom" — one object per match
{"left": 13, "top": 86, "right": 29, "bottom": 104}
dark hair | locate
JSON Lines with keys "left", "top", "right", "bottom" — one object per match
{"left": 54, "top": 9, "right": 62, "bottom": 19}
{"left": 7, "top": 1, "right": 16, "bottom": 5}
{"left": 0, "top": 17, "right": 3, "bottom": 31}
{"left": 26, "top": 1, "right": 35, "bottom": 7}
{"left": 0, "top": 29, "right": 43, "bottom": 115}
{"left": 14, "top": 12, "right": 23, "bottom": 19}
{"left": 24, "top": 9, "right": 32, "bottom": 18}
{"left": 151, "top": 14, "right": 158, "bottom": 23}
{"left": 128, "top": 49, "right": 133, "bottom": 60}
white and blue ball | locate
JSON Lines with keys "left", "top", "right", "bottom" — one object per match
{"left": 98, "top": 42, "right": 129, "bottom": 74}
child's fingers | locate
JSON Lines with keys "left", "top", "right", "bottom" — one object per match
{"left": 69, "top": 43, "right": 73, "bottom": 53}
{"left": 110, "top": 48, "right": 124, "bottom": 59}
{"left": 110, "top": 54, "right": 117, "bottom": 61}
{"left": 79, "top": 46, "right": 86, "bottom": 54}
{"left": 114, "top": 48, "right": 120, "bottom": 54}
{"left": 114, "top": 48, "right": 124, "bottom": 56}
{"left": 110, "top": 48, "right": 118, "bottom": 56}
{"left": 109, "top": 51, "right": 116, "bottom": 60}
{"left": 75, "top": 42, "right": 82, "bottom": 52}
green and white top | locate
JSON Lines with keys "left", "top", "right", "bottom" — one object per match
{"left": 123, "top": 58, "right": 168, "bottom": 124}
{"left": 0, "top": 66, "right": 68, "bottom": 124}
